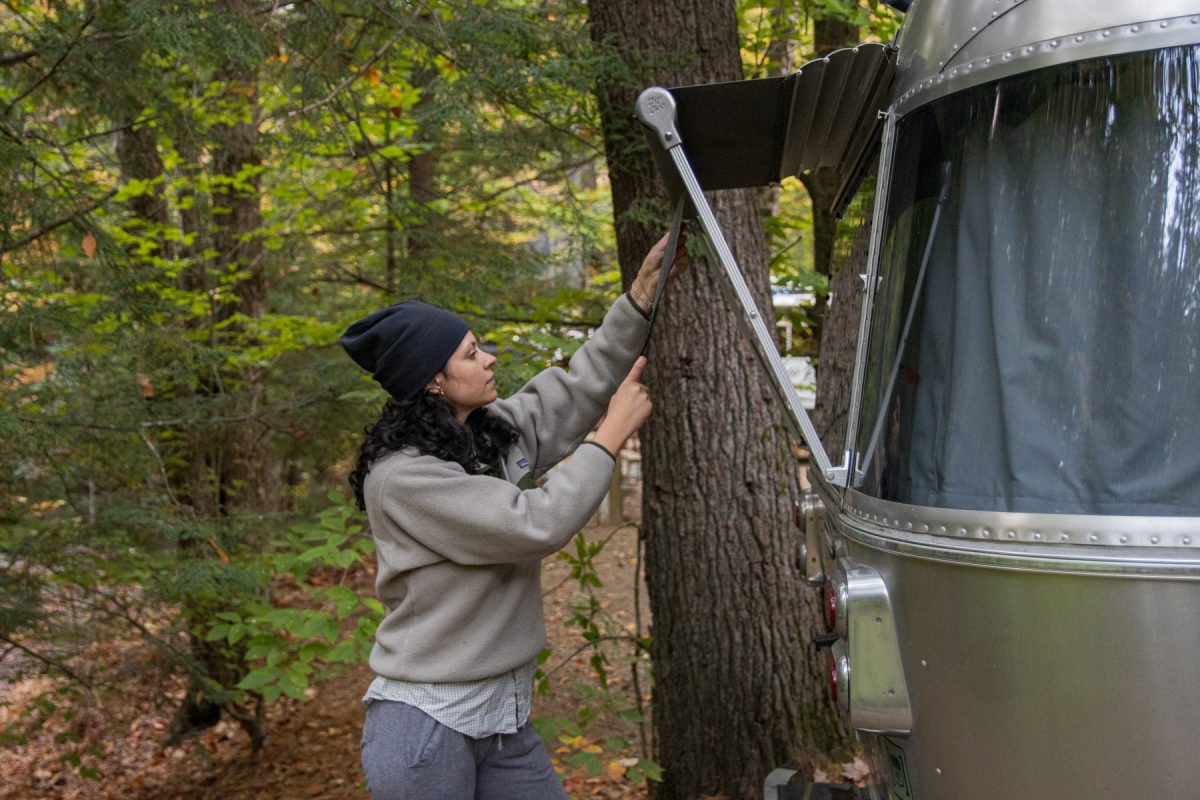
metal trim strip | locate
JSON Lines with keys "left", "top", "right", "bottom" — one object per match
{"left": 840, "top": 113, "right": 898, "bottom": 498}
{"left": 836, "top": 519, "right": 1200, "bottom": 576}
{"left": 892, "top": 15, "right": 1200, "bottom": 118}
{"left": 843, "top": 489, "right": 1200, "bottom": 552}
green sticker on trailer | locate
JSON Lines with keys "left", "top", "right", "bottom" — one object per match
{"left": 884, "top": 738, "right": 913, "bottom": 800}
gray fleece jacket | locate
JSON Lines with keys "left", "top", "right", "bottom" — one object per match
{"left": 363, "top": 294, "right": 650, "bottom": 682}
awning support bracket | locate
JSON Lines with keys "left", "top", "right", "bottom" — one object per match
{"left": 635, "top": 87, "right": 843, "bottom": 485}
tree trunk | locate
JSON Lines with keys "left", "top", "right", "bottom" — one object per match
{"left": 168, "top": 0, "right": 269, "bottom": 748}
{"left": 798, "top": 16, "right": 861, "bottom": 351}
{"left": 590, "top": 3, "right": 844, "bottom": 797}
{"left": 211, "top": 49, "right": 269, "bottom": 514}
{"left": 812, "top": 218, "right": 870, "bottom": 468}
{"left": 406, "top": 61, "right": 438, "bottom": 271}
{"left": 115, "top": 123, "right": 170, "bottom": 247}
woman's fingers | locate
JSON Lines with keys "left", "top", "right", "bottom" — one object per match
{"left": 623, "top": 355, "right": 647, "bottom": 386}
{"left": 668, "top": 232, "right": 690, "bottom": 275}
{"left": 640, "top": 232, "right": 690, "bottom": 277}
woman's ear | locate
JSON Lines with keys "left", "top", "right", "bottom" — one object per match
{"left": 426, "top": 373, "right": 445, "bottom": 396}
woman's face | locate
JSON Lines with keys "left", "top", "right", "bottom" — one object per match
{"left": 430, "top": 331, "right": 498, "bottom": 421}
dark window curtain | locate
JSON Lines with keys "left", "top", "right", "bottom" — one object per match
{"left": 856, "top": 47, "right": 1200, "bottom": 515}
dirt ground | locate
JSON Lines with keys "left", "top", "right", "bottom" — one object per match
{"left": 0, "top": 522, "right": 652, "bottom": 800}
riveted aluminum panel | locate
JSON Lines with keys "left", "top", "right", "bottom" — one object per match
{"left": 893, "top": 0, "right": 1200, "bottom": 116}
{"left": 835, "top": 514, "right": 1200, "bottom": 799}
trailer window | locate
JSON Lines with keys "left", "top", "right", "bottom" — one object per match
{"left": 853, "top": 46, "right": 1200, "bottom": 515}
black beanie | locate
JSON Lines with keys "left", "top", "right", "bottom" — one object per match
{"left": 340, "top": 301, "right": 470, "bottom": 402}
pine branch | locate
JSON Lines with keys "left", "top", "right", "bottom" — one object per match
{"left": 0, "top": 48, "right": 39, "bottom": 67}
{"left": 0, "top": 632, "right": 93, "bottom": 689}
{"left": 2, "top": 9, "right": 96, "bottom": 116}
{"left": 474, "top": 157, "right": 599, "bottom": 204}
{"left": 284, "top": 27, "right": 406, "bottom": 118}
{"left": 0, "top": 188, "right": 118, "bottom": 255}
{"left": 15, "top": 386, "right": 349, "bottom": 433}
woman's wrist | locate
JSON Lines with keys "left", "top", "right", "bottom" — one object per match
{"left": 592, "top": 424, "right": 628, "bottom": 456}
{"left": 628, "top": 281, "right": 653, "bottom": 315}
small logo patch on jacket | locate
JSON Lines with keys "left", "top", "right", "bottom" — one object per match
{"left": 517, "top": 458, "right": 528, "bottom": 468}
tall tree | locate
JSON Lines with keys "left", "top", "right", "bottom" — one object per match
{"left": 590, "top": 2, "right": 844, "bottom": 797}
{"left": 798, "top": 12, "right": 862, "bottom": 349}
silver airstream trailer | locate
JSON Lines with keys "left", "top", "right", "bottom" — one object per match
{"left": 636, "top": 2, "right": 1200, "bottom": 798}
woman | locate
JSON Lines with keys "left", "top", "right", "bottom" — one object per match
{"left": 341, "top": 234, "right": 687, "bottom": 800}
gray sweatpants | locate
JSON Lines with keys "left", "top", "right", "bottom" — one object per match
{"left": 360, "top": 700, "right": 568, "bottom": 800}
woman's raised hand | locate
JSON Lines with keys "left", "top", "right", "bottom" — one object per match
{"left": 629, "top": 232, "right": 691, "bottom": 314}
{"left": 593, "top": 356, "right": 653, "bottom": 455}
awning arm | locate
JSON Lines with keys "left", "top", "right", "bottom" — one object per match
{"left": 636, "top": 87, "right": 842, "bottom": 484}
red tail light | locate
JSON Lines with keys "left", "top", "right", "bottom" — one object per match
{"left": 826, "top": 648, "right": 839, "bottom": 704}
{"left": 824, "top": 578, "right": 839, "bottom": 631}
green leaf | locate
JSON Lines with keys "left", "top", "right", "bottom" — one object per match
{"left": 236, "top": 666, "right": 280, "bottom": 691}
{"left": 325, "top": 586, "right": 360, "bottom": 619}
{"left": 567, "top": 751, "right": 603, "bottom": 776}
{"left": 244, "top": 641, "right": 279, "bottom": 661}
{"left": 278, "top": 671, "right": 306, "bottom": 700}
{"left": 637, "top": 758, "right": 664, "bottom": 782}
{"left": 227, "top": 623, "right": 247, "bottom": 645}
{"left": 298, "top": 612, "right": 331, "bottom": 638}
{"left": 325, "top": 640, "right": 357, "bottom": 663}
{"left": 298, "top": 641, "right": 327, "bottom": 663}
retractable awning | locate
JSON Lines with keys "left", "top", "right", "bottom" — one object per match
{"left": 633, "top": 43, "right": 896, "bottom": 485}
{"left": 646, "top": 42, "right": 896, "bottom": 216}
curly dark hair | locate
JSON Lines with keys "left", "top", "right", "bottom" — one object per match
{"left": 349, "top": 391, "right": 520, "bottom": 509}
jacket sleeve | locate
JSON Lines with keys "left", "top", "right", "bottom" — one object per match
{"left": 371, "top": 444, "right": 616, "bottom": 565}
{"left": 488, "top": 293, "right": 650, "bottom": 475}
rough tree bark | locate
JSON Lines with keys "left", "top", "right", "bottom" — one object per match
{"left": 590, "top": 3, "right": 844, "bottom": 797}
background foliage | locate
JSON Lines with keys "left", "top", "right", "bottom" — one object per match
{"left": 0, "top": 0, "right": 898, "bottom": 791}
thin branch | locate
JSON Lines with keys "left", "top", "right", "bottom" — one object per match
{"left": 138, "top": 430, "right": 189, "bottom": 515}
{"left": 0, "top": 31, "right": 124, "bottom": 70}
{"left": 0, "top": 187, "right": 118, "bottom": 254}
{"left": 542, "top": 523, "right": 638, "bottom": 597}
{"left": 308, "top": 224, "right": 392, "bottom": 236}
{"left": 92, "top": 592, "right": 195, "bottom": 669}
{"left": 464, "top": 310, "right": 605, "bottom": 329}
{"left": 542, "top": 636, "right": 632, "bottom": 682}
{"left": 15, "top": 386, "right": 346, "bottom": 433}
{"left": 473, "top": 157, "right": 598, "bottom": 204}
{"left": 0, "top": 632, "right": 93, "bottom": 689}
{"left": 60, "top": 115, "right": 157, "bottom": 147}
{"left": 0, "top": 48, "right": 39, "bottom": 67}
{"left": 0, "top": 0, "right": 37, "bottom": 29}
{"left": 631, "top": 525, "right": 649, "bottom": 757}
{"left": 2, "top": 9, "right": 96, "bottom": 116}
{"left": 285, "top": 27, "right": 406, "bottom": 118}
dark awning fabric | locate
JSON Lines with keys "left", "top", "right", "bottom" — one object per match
{"left": 657, "top": 43, "right": 896, "bottom": 216}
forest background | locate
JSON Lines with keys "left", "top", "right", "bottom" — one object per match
{"left": 0, "top": 1, "right": 898, "bottom": 798}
